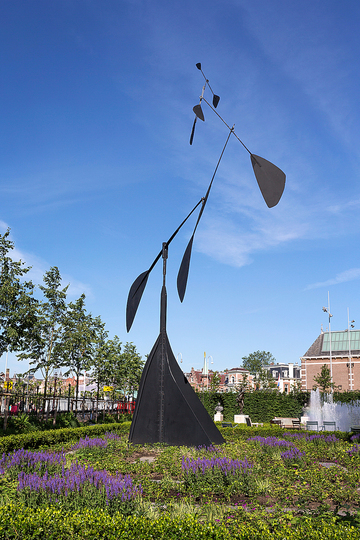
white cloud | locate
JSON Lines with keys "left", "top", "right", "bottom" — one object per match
{"left": 305, "top": 268, "right": 360, "bottom": 290}
{"left": 1, "top": 227, "right": 92, "bottom": 299}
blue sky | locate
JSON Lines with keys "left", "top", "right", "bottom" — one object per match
{"left": 1, "top": 0, "right": 360, "bottom": 377}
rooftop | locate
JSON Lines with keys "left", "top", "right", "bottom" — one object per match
{"left": 303, "top": 329, "right": 360, "bottom": 358}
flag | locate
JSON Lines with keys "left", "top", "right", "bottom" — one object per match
{"left": 277, "top": 372, "right": 281, "bottom": 388}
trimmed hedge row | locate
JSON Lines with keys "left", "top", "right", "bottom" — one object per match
{"left": 0, "top": 422, "right": 131, "bottom": 453}
{"left": 199, "top": 391, "right": 309, "bottom": 423}
{"left": 217, "top": 424, "right": 351, "bottom": 441}
{"left": 0, "top": 504, "right": 359, "bottom": 540}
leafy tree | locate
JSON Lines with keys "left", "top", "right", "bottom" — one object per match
{"left": 17, "top": 266, "right": 69, "bottom": 404}
{"left": 0, "top": 228, "right": 39, "bottom": 356}
{"left": 56, "top": 294, "right": 98, "bottom": 408}
{"left": 91, "top": 337, "right": 143, "bottom": 399}
{"left": 90, "top": 321, "right": 109, "bottom": 400}
{"left": 241, "top": 350, "right": 276, "bottom": 375}
{"left": 313, "top": 364, "right": 334, "bottom": 393}
{"left": 209, "top": 371, "right": 221, "bottom": 394}
{"left": 119, "top": 342, "right": 143, "bottom": 397}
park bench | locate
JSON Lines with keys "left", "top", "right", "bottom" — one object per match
{"left": 245, "top": 417, "right": 263, "bottom": 428}
{"left": 306, "top": 421, "right": 319, "bottom": 431}
{"left": 272, "top": 417, "right": 302, "bottom": 429}
{"left": 320, "top": 421, "right": 338, "bottom": 431}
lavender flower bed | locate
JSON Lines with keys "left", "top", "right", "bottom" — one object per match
{"left": 246, "top": 436, "right": 305, "bottom": 463}
{"left": 182, "top": 456, "right": 253, "bottom": 476}
{"left": 17, "top": 461, "right": 142, "bottom": 514}
{"left": 247, "top": 436, "right": 294, "bottom": 448}
{"left": 0, "top": 448, "right": 66, "bottom": 479}
{"left": 70, "top": 431, "right": 121, "bottom": 451}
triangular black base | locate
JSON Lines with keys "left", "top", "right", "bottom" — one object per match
{"left": 129, "top": 331, "right": 225, "bottom": 446}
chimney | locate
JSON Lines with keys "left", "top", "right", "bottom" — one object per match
{"left": 289, "top": 363, "right": 294, "bottom": 379}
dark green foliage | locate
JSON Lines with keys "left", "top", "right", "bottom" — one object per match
{"left": 0, "top": 422, "right": 131, "bottom": 453}
{"left": 199, "top": 390, "right": 308, "bottom": 422}
{"left": 313, "top": 364, "right": 334, "bottom": 393}
{"left": 334, "top": 390, "right": 360, "bottom": 404}
{"left": 241, "top": 350, "right": 276, "bottom": 374}
{"left": 0, "top": 503, "right": 358, "bottom": 539}
{"left": 0, "top": 228, "right": 40, "bottom": 356}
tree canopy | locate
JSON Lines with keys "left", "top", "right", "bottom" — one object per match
{"left": 313, "top": 364, "right": 334, "bottom": 393}
{"left": 241, "top": 350, "right": 276, "bottom": 375}
{"left": 0, "top": 228, "right": 39, "bottom": 356}
{"left": 1, "top": 230, "right": 144, "bottom": 399}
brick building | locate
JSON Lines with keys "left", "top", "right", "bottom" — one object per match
{"left": 301, "top": 329, "right": 360, "bottom": 391}
{"left": 184, "top": 366, "right": 254, "bottom": 392}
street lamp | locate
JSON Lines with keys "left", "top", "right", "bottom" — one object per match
{"left": 322, "top": 292, "right": 333, "bottom": 388}
{"left": 202, "top": 354, "right": 213, "bottom": 391}
{"left": 176, "top": 353, "right": 183, "bottom": 365}
{"left": 347, "top": 308, "right": 355, "bottom": 391}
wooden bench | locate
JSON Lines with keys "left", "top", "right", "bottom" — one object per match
{"left": 272, "top": 417, "right": 303, "bottom": 429}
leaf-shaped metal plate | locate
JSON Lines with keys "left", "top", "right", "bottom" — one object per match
{"left": 177, "top": 236, "right": 194, "bottom": 302}
{"left": 250, "top": 154, "right": 286, "bottom": 208}
{"left": 212, "top": 95, "right": 220, "bottom": 108}
{"left": 193, "top": 104, "right": 205, "bottom": 121}
{"left": 126, "top": 270, "right": 149, "bottom": 332}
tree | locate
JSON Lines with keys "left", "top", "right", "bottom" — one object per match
{"left": 209, "top": 371, "right": 221, "bottom": 394}
{"left": 0, "top": 228, "right": 39, "bottom": 356}
{"left": 17, "top": 266, "right": 69, "bottom": 404}
{"left": 313, "top": 364, "right": 334, "bottom": 393}
{"left": 91, "top": 337, "right": 143, "bottom": 399}
{"left": 241, "top": 350, "right": 276, "bottom": 376}
{"left": 56, "top": 294, "right": 98, "bottom": 408}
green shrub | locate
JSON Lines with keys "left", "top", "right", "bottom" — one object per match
{"left": 0, "top": 422, "right": 131, "bottom": 453}
{"left": 199, "top": 390, "right": 308, "bottom": 423}
{"left": 0, "top": 504, "right": 359, "bottom": 539}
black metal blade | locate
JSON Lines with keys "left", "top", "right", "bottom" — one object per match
{"left": 177, "top": 236, "right": 194, "bottom": 302}
{"left": 250, "top": 154, "right": 286, "bottom": 208}
{"left": 213, "top": 94, "right": 220, "bottom": 108}
{"left": 126, "top": 270, "right": 149, "bottom": 332}
{"left": 190, "top": 117, "right": 197, "bottom": 145}
{"left": 193, "top": 104, "right": 205, "bottom": 121}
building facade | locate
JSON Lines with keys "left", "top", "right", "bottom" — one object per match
{"left": 263, "top": 363, "right": 301, "bottom": 393}
{"left": 301, "top": 329, "right": 360, "bottom": 391}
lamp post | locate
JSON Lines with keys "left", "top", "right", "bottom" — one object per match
{"left": 322, "top": 292, "right": 333, "bottom": 389}
{"left": 347, "top": 308, "right": 355, "bottom": 391}
{"left": 202, "top": 353, "right": 213, "bottom": 392}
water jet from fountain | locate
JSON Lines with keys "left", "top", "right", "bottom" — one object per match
{"left": 307, "top": 389, "right": 360, "bottom": 431}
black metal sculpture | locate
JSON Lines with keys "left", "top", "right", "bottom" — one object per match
{"left": 126, "top": 64, "right": 286, "bottom": 447}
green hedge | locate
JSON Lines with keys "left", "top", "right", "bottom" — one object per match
{"left": 0, "top": 504, "right": 359, "bottom": 539}
{"left": 0, "top": 422, "right": 131, "bottom": 453}
{"left": 199, "top": 391, "right": 308, "bottom": 423}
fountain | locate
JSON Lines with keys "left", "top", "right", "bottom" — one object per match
{"left": 306, "top": 389, "right": 360, "bottom": 432}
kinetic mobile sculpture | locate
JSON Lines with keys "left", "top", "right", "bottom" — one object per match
{"left": 126, "top": 64, "right": 286, "bottom": 446}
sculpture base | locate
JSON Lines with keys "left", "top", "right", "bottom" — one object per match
{"left": 234, "top": 414, "right": 249, "bottom": 424}
{"left": 214, "top": 413, "right": 223, "bottom": 422}
{"left": 129, "top": 329, "right": 225, "bottom": 446}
